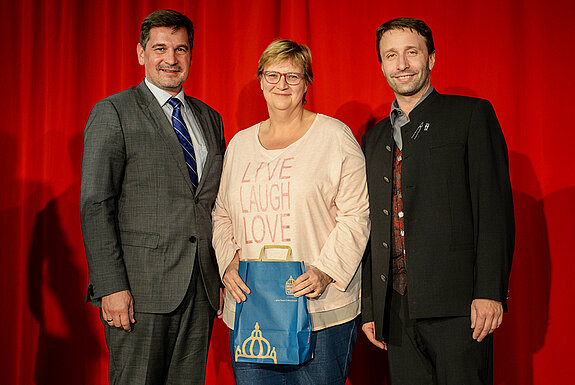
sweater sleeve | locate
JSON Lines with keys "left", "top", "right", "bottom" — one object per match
{"left": 311, "top": 125, "right": 371, "bottom": 291}
{"left": 212, "top": 139, "right": 240, "bottom": 279}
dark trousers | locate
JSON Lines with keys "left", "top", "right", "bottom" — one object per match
{"left": 102, "top": 263, "right": 215, "bottom": 385}
{"left": 386, "top": 291, "right": 493, "bottom": 385}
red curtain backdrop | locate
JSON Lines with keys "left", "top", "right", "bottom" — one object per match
{"left": 1, "top": 0, "right": 574, "bottom": 384}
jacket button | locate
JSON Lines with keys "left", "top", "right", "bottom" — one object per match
{"left": 386, "top": 145, "right": 392, "bottom": 152}
{"left": 189, "top": 236, "right": 197, "bottom": 243}
{"left": 383, "top": 209, "right": 389, "bottom": 216}
{"left": 380, "top": 274, "right": 387, "bottom": 282}
{"left": 382, "top": 242, "right": 389, "bottom": 248}
{"left": 194, "top": 197, "right": 199, "bottom": 204}
{"left": 384, "top": 176, "right": 390, "bottom": 183}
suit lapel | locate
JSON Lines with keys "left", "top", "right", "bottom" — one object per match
{"left": 135, "top": 81, "right": 197, "bottom": 194}
{"left": 186, "top": 96, "right": 217, "bottom": 194}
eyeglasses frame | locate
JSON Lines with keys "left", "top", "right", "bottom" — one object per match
{"left": 262, "top": 71, "right": 305, "bottom": 86}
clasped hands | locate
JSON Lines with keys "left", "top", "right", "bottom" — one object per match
{"left": 222, "top": 251, "right": 332, "bottom": 303}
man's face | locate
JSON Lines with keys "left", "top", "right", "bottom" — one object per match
{"left": 379, "top": 28, "right": 435, "bottom": 98}
{"left": 137, "top": 26, "right": 191, "bottom": 95}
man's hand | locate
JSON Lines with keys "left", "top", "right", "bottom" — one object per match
{"left": 101, "top": 290, "right": 135, "bottom": 331}
{"left": 362, "top": 321, "right": 387, "bottom": 350}
{"left": 470, "top": 298, "right": 503, "bottom": 342}
{"left": 217, "top": 287, "right": 225, "bottom": 319}
{"left": 292, "top": 266, "right": 332, "bottom": 299}
{"left": 222, "top": 251, "right": 250, "bottom": 303}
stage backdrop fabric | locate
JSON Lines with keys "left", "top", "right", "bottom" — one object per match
{"left": 1, "top": 0, "right": 574, "bottom": 384}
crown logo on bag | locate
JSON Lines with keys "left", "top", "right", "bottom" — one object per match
{"left": 235, "top": 322, "right": 277, "bottom": 364}
{"left": 285, "top": 275, "right": 295, "bottom": 295}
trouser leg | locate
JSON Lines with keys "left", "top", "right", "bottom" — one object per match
{"left": 386, "top": 291, "right": 434, "bottom": 385}
{"left": 165, "top": 268, "right": 215, "bottom": 385}
{"left": 386, "top": 291, "right": 493, "bottom": 385}
{"left": 417, "top": 315, "right": 493, "bottom": 385}
{"left": 104, "top": 262, "right": 215, "bottom": 385}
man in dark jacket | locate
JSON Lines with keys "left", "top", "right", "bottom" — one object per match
{"left": 361, "top": 17, "right": 514, "bottom": 385}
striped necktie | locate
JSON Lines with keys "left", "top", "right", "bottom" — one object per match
{"left": 168, "top": 97, "right": 198, "bottom": 189}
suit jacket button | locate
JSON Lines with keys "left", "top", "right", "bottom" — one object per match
{"left": 380, "top": 274, "right": 387, "bottom": 282}
{"left": 386, "top": 145, "right": 392, "bottom": 152}
{"left": 382, "top": 242, "right": 389, "bottom": 248}
{"left": 194, "top": 197, "right": 199, "bottom": 204}
{"left": 383, "top": 209, "right": 389, "bottom": 216}
{"left": 189, "top": 236, "right": 197, "bottom": 243}
{"left": 384, "top": 176, "right": 390, "bottom": 183}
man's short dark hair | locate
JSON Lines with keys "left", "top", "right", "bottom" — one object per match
{"left": 140, "top": 9, "right": 194, "bottom": 50}
{"left": 376, "top": 17, "right": 435, "bottom": 62}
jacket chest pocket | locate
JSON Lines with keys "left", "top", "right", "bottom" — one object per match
{"left": 429, "top": 143, "right": 466, "bottom": 181}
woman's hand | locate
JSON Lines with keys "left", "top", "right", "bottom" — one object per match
{"left": 292, "top": 266, "right": 332, "bottom": 299}
{"left": 222, "top": 251, "right": 250, "bottom": 303}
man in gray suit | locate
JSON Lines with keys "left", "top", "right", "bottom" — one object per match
{"left": 81, "top": 9, "right": 225, "bottom": 384}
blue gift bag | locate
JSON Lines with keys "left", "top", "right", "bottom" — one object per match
{"left": 233, "top": 245, "right": 313, "bottom": 365}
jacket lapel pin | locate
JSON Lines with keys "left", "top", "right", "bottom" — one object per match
{"left": 411, "top": 122, "right": 424, "bottom": 140}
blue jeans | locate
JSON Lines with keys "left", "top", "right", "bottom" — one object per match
{"left": 230, "top": 316, "right": 359, "bottom": 385}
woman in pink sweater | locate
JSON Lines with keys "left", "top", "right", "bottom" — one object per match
{"left": 212, "top": 39, "right": 370, "bottom": 385}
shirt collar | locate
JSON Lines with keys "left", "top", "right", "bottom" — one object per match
{"left": 390, "top": 85, "right": 435, "bottom": 126}
{"left": 144, "top": 78, "right": 186, "bottom": 109}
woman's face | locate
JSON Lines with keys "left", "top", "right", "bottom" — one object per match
{"left": 260, "top": 60, "right": 308, "bottom": 112}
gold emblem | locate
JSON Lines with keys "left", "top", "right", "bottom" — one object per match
{"left": 285, "top": 275, "right": 295, "bottom": 295}
{"left": 235, "top": 322, "right": 277, "bottom": 364}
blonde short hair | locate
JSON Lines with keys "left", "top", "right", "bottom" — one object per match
{"left": 257, "top": 39, "right": 313, "bottom": 84}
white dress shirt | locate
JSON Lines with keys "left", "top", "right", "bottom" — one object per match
{"left": 145, "top": 78, "right": 208, "bottom": 179}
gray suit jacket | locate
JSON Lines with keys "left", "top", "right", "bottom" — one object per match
{"left": 81, "top": 81, "right": 225, "bottom": 313}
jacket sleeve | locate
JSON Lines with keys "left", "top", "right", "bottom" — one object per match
{"left": 360, "top": 239, "right": 374, "bottom": 323}
{"left": 360, "top": 136, "right": 375, "bottom": 323}
{"left": 80, "top": 99, "right": 130, "bottom": 303}
{"left": 467, "top": 100, "right": 515, "bottom": 309}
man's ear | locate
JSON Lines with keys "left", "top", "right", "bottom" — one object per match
{"left": 137, "top": 43, "right": 145, "bottom": 65}
{"left": 428, "top": 51, "right": 436, "bottom": 71}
